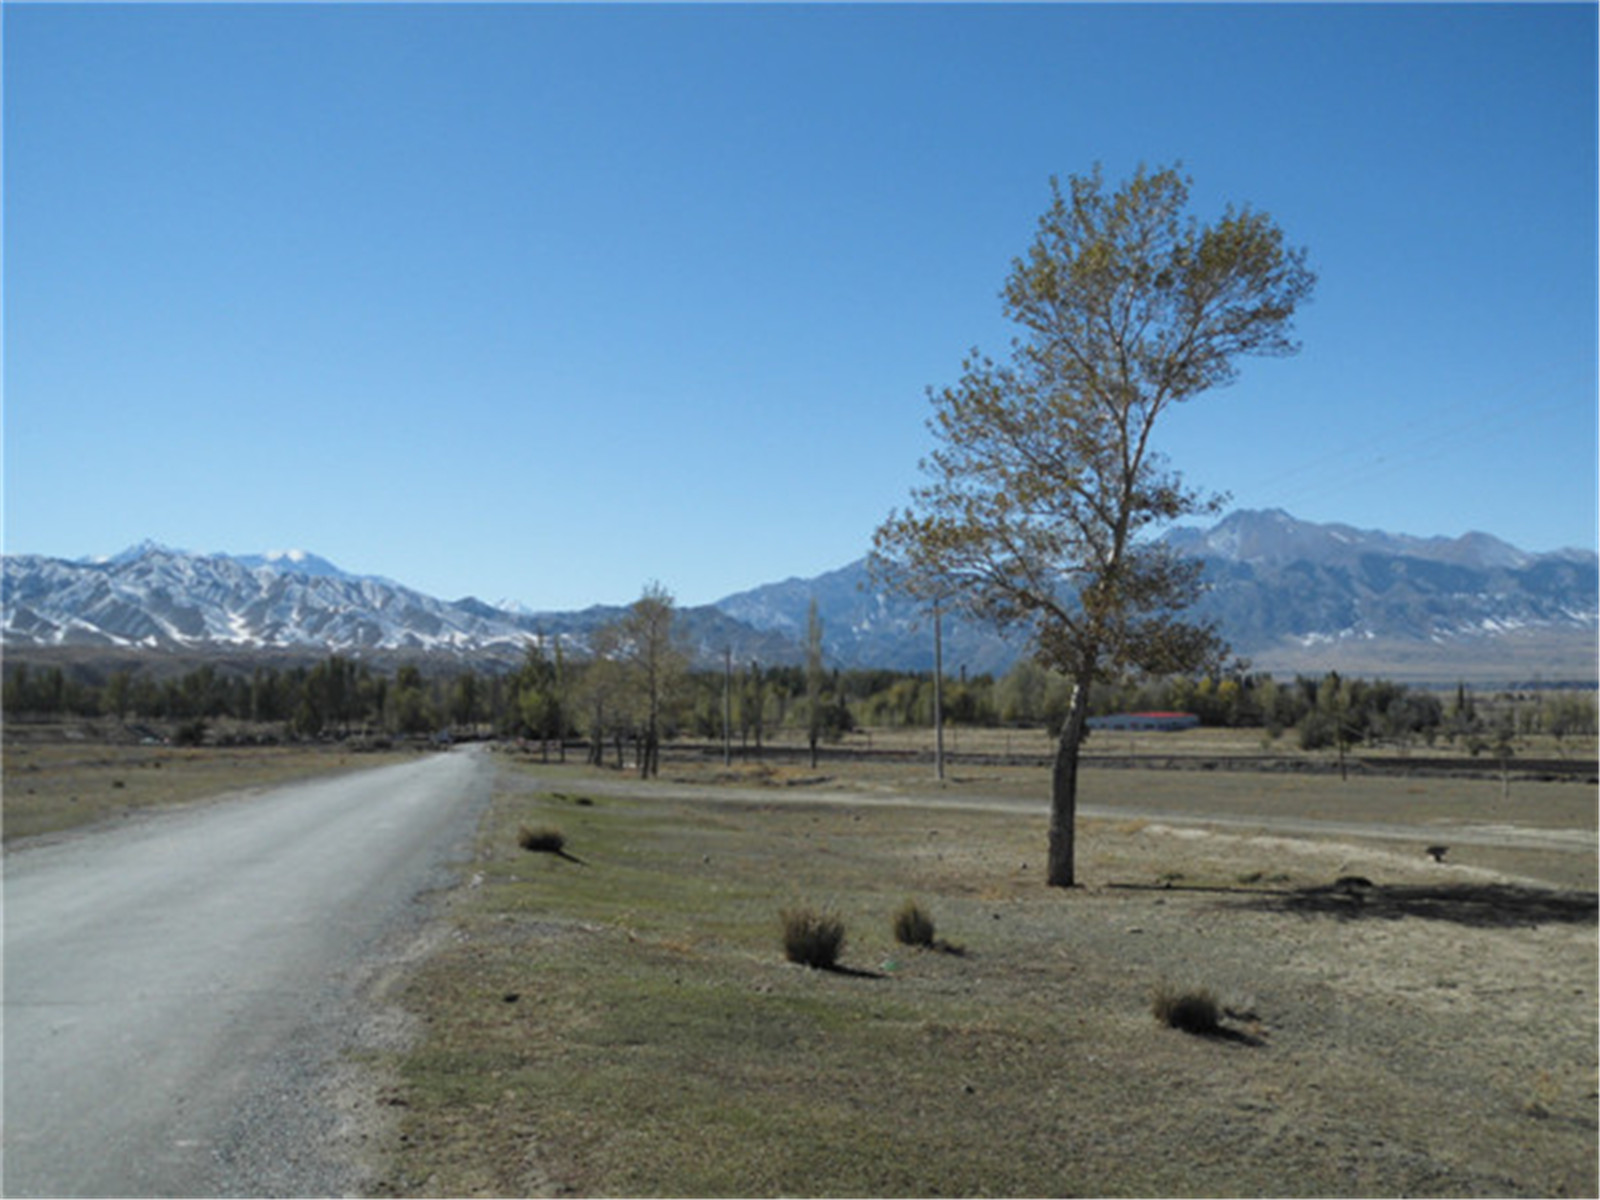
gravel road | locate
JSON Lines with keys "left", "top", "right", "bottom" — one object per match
{"left": 3, "top": 746, "right": 492, "bottom": 1198}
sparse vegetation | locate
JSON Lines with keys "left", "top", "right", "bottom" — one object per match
{"left": 0, "top": 738, "right": 414, "bottom": 842}
{"left": 379, "top": 769, "right": 1596, "bottom": 1197}
{"left": 517, "top": 825, "right": 567, "bottom": 855}
{"left": 892, "top": 899, "right": 937, "bottom": 948}
{"left": 171, "top": 718, "right": 208, "bottom": 747}
{"left": 1151, "top": 982, "right": 1222, "bottom": 1035}
{"left": 780, "top": 906, "right": 846, "bottom": 969}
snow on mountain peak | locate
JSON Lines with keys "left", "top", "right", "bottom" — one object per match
{"left": 232, "top": 549, "right": 353, "bottom": 580}
{"left": 89, "top": 539, "right": 189, "bottom": 566}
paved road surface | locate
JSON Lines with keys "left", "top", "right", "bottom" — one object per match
{"left": 3, "top": 747, "right": 492, "bottom": 1198}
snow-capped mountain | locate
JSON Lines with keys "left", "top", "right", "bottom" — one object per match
{"left": 1159, "top": 510, "right": 1597, "bottom": 677}
{"left": 0, "top": 544, "right": 797, "bottom": 667}
{"left": 716, "top": 510, "right": 1598, "bottom": 679}
{"left": 1159, "top": 508, "right": 1546, "bottom": 571}
{"left": 4, "top": 511, "right": 1596, "bottom": 682}
{"left": 229, "top": 549, "right": 369, "bottom": 581}
{"left": 714, "top": 560, "right": 1021, "bottom": 675}
{"left": 3, "top": 544, "right": 533, "bottom": 654}
{"left": 1159, "top": 509, "right": 1593, "bottom": 634}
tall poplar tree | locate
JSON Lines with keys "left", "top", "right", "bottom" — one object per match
{"left": 616, "top": 582, "right": 687, "bottom": 778}
{"left": 873, "top": 163, "right": 1315, "bottom": 887}
{"left": 805, "top": 599, "right": 824, "bottom": 769}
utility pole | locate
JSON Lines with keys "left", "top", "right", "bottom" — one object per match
{"left": 750, "top": 659, "right": 762, "bottom": 759}
{"left": 723, "top": 647, "right": 733, "bottom": 767}
{"left": 933, "top": 599, "right": 945, "bottom": 782}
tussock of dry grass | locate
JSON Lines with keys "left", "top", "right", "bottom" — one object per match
{"left": 779, "top": 906, "right": 846, "bottom": 969}
{"left": 516, "top": 825, "right": 566, "bottom": 854}
{"left": 1151, "top": 982, "right": 1221, "bottom": 1034}
{"left": 892, "top": 899, "right": 937, "bottom": 948}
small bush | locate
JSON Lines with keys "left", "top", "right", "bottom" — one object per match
{"left": 518, "top": 826, "right": 567, "bottom": 854}
{"left": 1151, "top": 983, "right": 1221, "bottom": 1035}
{"left": 781, "top": 907, "right": 846, "bottom": 969}
{"left": 892, "top": 900, "right": 936, "bottom": 948}
{"left": 172, "top": 719, "right": 207, "bottom": 747}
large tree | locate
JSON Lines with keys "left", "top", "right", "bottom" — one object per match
{"left": 873, "top": 163, "right": 1315, "bottom": 887}
{"left": 515, "top": 636, "right": 568, "bottom": 762}
{"left": 613, "top": 582, "right": 688, "bottom": 778}
{"left": 805, "top": 599, "right": 825, "bottom": 768}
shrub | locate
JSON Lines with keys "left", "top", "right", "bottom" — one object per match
{"left": 781, "top": 907, "right": 846, "bottom": 969}
{"left": 1151, "top": 983, "right": 1221, "bottom": 1034}
{"left": 892, "top": 900, "right": 936, "bottom": 948}
{"left": 518, "top": 826, "right": 567, "bottom": 855}
{"left": 171, "top": 718, "right": 207, "bottom": 747}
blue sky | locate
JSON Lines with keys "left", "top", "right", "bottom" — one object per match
{"left": 5, "top": 3, "right": 1596, "bottom": 612}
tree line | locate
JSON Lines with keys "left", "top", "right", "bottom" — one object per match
{"left": 7, "top": 644, "right": 1592, "bottom": 759}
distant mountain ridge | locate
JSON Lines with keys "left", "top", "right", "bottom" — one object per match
{"left": 3, "top": 510, "right": 1596, "bottom": 683}
{"left": 1165, "top": 510, "right": 1596, "bottom": 657}
{"left": 1158, "top": 508, "right": 1580, "bottom": 571}
{"left": 0, "top": 543, "right": 792, "bottom": 668}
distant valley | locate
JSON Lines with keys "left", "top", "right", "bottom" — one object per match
{"left": 3, "top": 510, "right": 1595, "bottom": 685}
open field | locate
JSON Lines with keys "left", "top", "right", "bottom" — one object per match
{"left": 706, "top": 724, "right": 1600, "bottom": 782}
{"left": 359, "top": 754, "right": 1598, "bottom": 1198}
{"left": 1, "top": 733, "right": 416, "bottom": 842}
{"left": 652, "top": 753, "right": 1600, "bottom": 894}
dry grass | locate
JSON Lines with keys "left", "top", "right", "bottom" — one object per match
{"left": 1151, "top": 982, "right": 1222, "bottom": 1035}
{"left": 747, "top": 720, "right": 1594, "bottom": 763}
{"left": 892, "top": 898, "right": 937, "bottom": 948}
{"left": 516, "top": 826, "right": 566, "bottom": 855}
{"left": 2, "top": 738, "right": 416, "bottom": 841}
{"left": 365, "top": 760, "right": 1598, "bottom": 1198}
{"left": 780, "top": 907, "right": 847, "bottom": 969}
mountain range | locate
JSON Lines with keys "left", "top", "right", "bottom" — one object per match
{"left": 3, "top": 510, "right": 1595, "bottom": 684}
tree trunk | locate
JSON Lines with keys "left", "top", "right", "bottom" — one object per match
{"left": 1048, "top": 680, "right": 1092, "bottom": 888}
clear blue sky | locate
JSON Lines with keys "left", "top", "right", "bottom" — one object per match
{"left": 5, "top": 3, "right": 1596, "bottom": 612}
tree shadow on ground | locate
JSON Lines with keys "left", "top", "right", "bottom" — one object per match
{"left": 1229, "top": 880, "right": 1598, "bottom": 929}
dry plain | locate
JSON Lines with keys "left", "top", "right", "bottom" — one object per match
{"left": 356, "top": 745, "right": 1597, "bottom": 1198}
{"left": 4, "top": 727, "right": 1594, "bottom": 1197}
{"left": 1, "top": 729, "right": 414, "bottom": 842}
